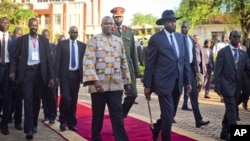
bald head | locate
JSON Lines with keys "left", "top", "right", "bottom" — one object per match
{"left": 101, "top": 16, "right": 114, "bottom": 36}
{"left": 68, "top": 26, "right": 78, "bottom": 41}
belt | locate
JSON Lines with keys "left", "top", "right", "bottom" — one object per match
{"left": 26, "top": 64, "right": 40, "bottom": 70}
{"left": 0, "top": 63, "right": 10, "bottom": 66}
{"left": 69, "top": 69, "right": 79, "bottom": 72}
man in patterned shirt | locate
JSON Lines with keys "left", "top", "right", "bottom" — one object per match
{"left": 82, "top": 16, "right": 131, "bottom": 141}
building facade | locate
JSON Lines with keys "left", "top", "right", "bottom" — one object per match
{"left": 12, "top": 0, "right": 101, "bottom": 42}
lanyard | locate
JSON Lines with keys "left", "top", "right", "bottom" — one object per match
{"left": 32, "top": 37, "right": 37, "bottom": 52}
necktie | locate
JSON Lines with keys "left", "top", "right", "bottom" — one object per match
{"left": 233, "top": 48, "right": 239, "bottom": 69}
{"left": 1, "top": 33, "right": 5, "bottom": 64}
{"left": 71, "top": 41, "right": 76, "bottom": 68}
{"left": 117, "top": 26, "right": 121, "bottom": 33}
{"left": 170, "top": 35, "right": 178, "bottom": 58}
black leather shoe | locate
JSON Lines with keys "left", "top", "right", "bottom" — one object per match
{"left": 237, "top": 116, "right": 241, "bottom": 121}
{"left": 173, "top": 119, "right": 176, "bottom": 123}
{"left": 60, "top": 123, "right": 66, "bottom": 131}
{"left": 242, "top": 102, "right": 248, "bottom": 110}
{"left": 196, "top": 120, "right": 210, "bottom": 128}
{"left": 15, "top": 124, "right": 23, "bottom": 130}
{"left": 151, "top": 119, "right": 161, "bottom": 141}
{"left": 49, "top": 119, "right": 55, "bottom": 124}
{"left": 182, "top": 107, "right": 192, "bottom": 111}
{"left": 220, "top": 134, "right": 230, "bottom": 141}
{"left": 1, "top": 129, "right": 9, "bottom": 135}
{"left": 204, "top": 95, "right": 211, "bottom": 99}
{"left": 68, "top": 126, "right": 78, "bottom": 132}
{"left": 42, "top": 117, "right": 49, "bottom": 122}
{"left": 133, "top": 101, "right": 139, "bottom": 104}
{"left": 25, "top": 131, "right": 33, "bottom": 140}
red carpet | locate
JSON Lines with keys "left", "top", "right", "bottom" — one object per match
{"left": 76, "top": 101, "right": 197, "bottom": 141}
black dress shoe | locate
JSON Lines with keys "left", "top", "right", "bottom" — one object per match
{"left": 204, "top": 95, "right": 211, "bottom": 99}
{"left": 220, "top": 134, "right": 230, "bottom": 141}
{"left": 133, "top": 101, "right": 139, "bottom": 104}
{"left": 49, "top": 119, "right": 55, "bottom": 124}
{"left": 237, "top": 116, "right": 241, "bottom": 121}
{"left": 15, "top": 124, "right": 23, "bottom": 130}
{"left": 68, "top": 126, "right": 78, "bottom": 132}
{"left": 182, "top": 107, "right": 192, "bottom": 111}
{"left": 151, "top": 119, "right": 161, "bottom": 141}
{"left": 25, "top": 131, "right": 33, "bottom": 140}
{"left": 42, "top": 117, "right": 49, "bottom": 122}
{"left": 60, "top": 123, "right": 66, "bottom": 131}
{"left": 196, "top": 120, "right": 210, "bottom": 128}
{"left": 173, "top": 119, "right": 176, "bottom": 123}
{"left": 242, "top": 102, "right": 248, "bottom": 110}
{"left": 1, "top": 129, "right": 9, "bottom": 135}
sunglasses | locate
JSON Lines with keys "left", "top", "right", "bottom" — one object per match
{"left": 233, "top": 36, "right": 241, "bottom": 38}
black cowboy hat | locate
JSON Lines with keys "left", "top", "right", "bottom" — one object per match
{"left": 156, "top": 10, "right": 182, "bottom": 25}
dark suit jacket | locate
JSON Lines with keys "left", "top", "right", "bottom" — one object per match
{"left": 137, "top": 45, "right": 143, "bottom": 66}
{"left": 143, "top": 30, "right": 191, "bottom": 95}
{"left": 186, "top": 35, "right": 198, "bottom": 73}
{"left": 214, "top": 45, "right": 250, "bottom": 96}
{"left": 10, "top": 34, "right": 54, "bottom": 85}
{"left": 0, "top": 35, "right": 16, "bottom": 61}
{"left": 55, "top": 39, "right": 86, "bottom": 82}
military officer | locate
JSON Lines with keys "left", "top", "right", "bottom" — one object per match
{"left": 111, "top": 7, "right": 141, "bottom": 118}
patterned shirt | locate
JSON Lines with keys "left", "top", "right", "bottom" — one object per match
{"left": 83, "top": 33, "right": 131, "bottom": 93}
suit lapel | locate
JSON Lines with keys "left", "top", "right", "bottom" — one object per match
{"left": 238, "top": 49, "right": 244, "bottom": 71}
{"left": 160, "top": 30, "right": 175, "bottom": 57}
{"left": 24, "top": 34, "right": 29, "bottom": 55}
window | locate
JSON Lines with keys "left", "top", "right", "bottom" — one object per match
{"left": 54, "top": 14, "right": 61, "bottom": 25}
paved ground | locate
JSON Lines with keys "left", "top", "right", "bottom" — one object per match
{"left": 0, "top": 79, "right": 250, "bottom": 141}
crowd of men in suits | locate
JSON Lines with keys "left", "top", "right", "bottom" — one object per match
{"left": 0, "top": 6, "right": 250, "bottom": 141}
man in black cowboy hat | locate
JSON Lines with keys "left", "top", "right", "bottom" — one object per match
{"left": 143, "top": 10, "right": 192, "bottom": 141}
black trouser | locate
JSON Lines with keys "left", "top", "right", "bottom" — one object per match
{"left": 0, "top": 63, "right": 13, "bottom": 130}
{"left": 22, "top": 68, "right": 46, "bottom": 133}
{"left": 91, "top": 90, "right": 128, "bottom": 141}
{"left": 59, "top": 71, "right": 80, "bottom": 127}
{"left": 42, "top": 86, "right": 58, "bottom": 120}
{"left": 13, "top": 85, "right": 23, "bottom": 125}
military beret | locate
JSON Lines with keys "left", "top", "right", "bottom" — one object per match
{"left": 110, "top": 7, "right": 125, "bottom": 17}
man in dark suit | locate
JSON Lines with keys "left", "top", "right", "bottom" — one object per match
{"left": 180, "top": 22, "right": 210, "bottom": 128}
{"left": 0, "top": 17, "right": 16, "bottom": 135}
{"left": 143, "top": 10, "right": 192, "bottom": 141}
{"left": 214, "top": 30, "right": 250, "bottom": 141}
{"left": 9, "top": 18, "right": 55, "bottom": 140}
{"left": 137, "top": 40, "right": 144, "bottom": 66}
{"left": 41, "top": 29, "right": 58, "bottom": 124}
{"left": 111, "top": 7, "right": 141, "bottom": 117}
{"left": 55, "top": 26, "right": 86, "bottom": 132}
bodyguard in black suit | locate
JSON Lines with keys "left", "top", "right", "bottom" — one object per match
{"left": 55, "top": 26, "right": 86, "bottom": 132}
{"left": 214, "top": 30, "right": 250, "bottom": 141}
{"left": 0, "top": 17, "right": 16, "bottom": 135}
{"left": 143, "top": 10, "right": 192, "bottom": 141}
{"left": 9, "top": 18, "right": 55, "bottom": 140}
{"left": 181, "top": 22, "right": 210, "bottom": 128}
{"left": 41, "top": 29, "right": 58, "bottom": 124}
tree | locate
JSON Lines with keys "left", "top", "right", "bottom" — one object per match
{"left": 176, "top": 0, "right": 250, "bottom": 40}
{"left": 176, "top": 0, "right": 221, "bottom": 34}
{"left": 0, "top": 0, "right": 35, "bottom": 33}
{"left": 130, "top": 13, "right": 158, "bottom": 26}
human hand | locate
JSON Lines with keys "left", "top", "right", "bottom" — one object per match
{"left": 9, "top": 73, "right": 16, "bottom": 82}
{"left": 48, "top": 79, "right": 55, "bottom": 88}
{"left": 124, "top": 85, "right": 130, "bottom": 95}
{"left": 94, "top": 80, "right": 104, "bottom": 93}
{"left": 144, "top": 87, "right": 152, "bottom": 100}
{"left": 186, "top": 85, "right": 192, "bottom": 94}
